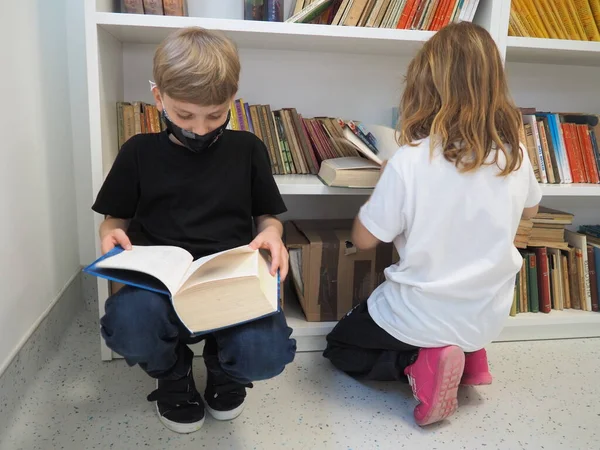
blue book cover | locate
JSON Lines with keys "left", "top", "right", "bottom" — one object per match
{"left": 537, "top": 113, "right": 567, "bottom": 183}
{"left": 84, "top": 245, "right": 281, "bottom": 336}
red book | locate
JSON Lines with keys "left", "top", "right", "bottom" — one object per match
{"left": 397, "top": 0, "right": 419, "bottom": 29}
{"left": 576, "top": 125, "right": 600, "bottom": 183}
{"left": 534, "top": 247, "right": 551, "bottom": 313}
{"left": 561, "top": 123, "right": 586, "bottom": 183}
{"left": 430, "top": 0, "right": 450, "bottom": 30}
{"left": 571, "top": 124, "right": 590, "bottom": 182}
{"left": 440, "top": 0, "right": 458, "bottom": 28}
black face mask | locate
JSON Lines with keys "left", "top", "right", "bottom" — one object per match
{"left": 162, "top": 110, "right": 230, "bottom": 153}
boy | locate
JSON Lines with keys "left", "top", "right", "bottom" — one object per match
{"left": 93, "top": 27, "right": 296, "bottom": 434}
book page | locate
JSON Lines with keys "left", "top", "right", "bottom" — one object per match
{"left": 94, "top": 245, "right": 193, "bottom": 295}
{"left": 179, "top": 247, "right": 258, "bottom": 293}
{"left": 325, "top": 157, "right": 380, "bottom": 170}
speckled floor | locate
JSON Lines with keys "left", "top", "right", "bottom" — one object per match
{"left": 1, "top": 306, "right": 599, "bottom": 450}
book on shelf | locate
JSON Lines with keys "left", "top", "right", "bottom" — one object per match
{"left": 519, "top": 109, "right": 600, "bottom": 185}
{"left": 509, "top": 0, "right": 600, "bottom": 42}
{"left": 287, "top": 0, "right": 481, "bottom": 29}
{"left": 508, "top": 208, "right": 600, "bottom": 315}
{"left": 318, "top": 156, "right": 381, "bottom": 187}
{"left": 116, "top": 102, "right": 165, "bottom": 150}
{"left": 84, "top": 245, "right": 280, "bottom": 334}
{"left": 121, "top": 0, "right": 186, "bottom": 16}
{"left": 245, "top": 0, "right": 284, "bottom": 22}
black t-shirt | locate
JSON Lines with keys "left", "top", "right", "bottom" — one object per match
{"left": 92, "top": 130, "right": 287, "bottom": 259}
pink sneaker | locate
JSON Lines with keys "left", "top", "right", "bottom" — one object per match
{"left": 404, "top": 346, "right": 465, "bottom": 426}
{"left": 461, "top": 349, "right": 493, "bottom": 386}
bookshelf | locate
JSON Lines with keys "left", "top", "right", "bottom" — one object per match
{"left": 85, "top": 1, "right": 600, "bottom": 360}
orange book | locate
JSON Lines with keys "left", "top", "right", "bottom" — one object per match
{"left": 430, "top": 0, "right": 449, "bottom": 30}
{"left": 442, "top": 0, "right": 460, "bottom": 28}
{"left": 397, "top": 0, "right": 419, "bottom": 29}
{"left": 577, "top": 125, "right": 600, "bottom": 183}
{"left": 433, "top": 0, "right": 454, "bottom": 30}
{"left": 561, "top": 123, "right": 586, "bottom": 183}
{"left": 574, "top": 0, "right": 600, "bottom": 40}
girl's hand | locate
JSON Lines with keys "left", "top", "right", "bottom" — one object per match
{"left": 250, "top": 229, "right": 289, "bottom": 280}
{"left": 101, "top": 229, "right": 132, "bottom": 255}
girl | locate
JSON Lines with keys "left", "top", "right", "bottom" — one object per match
{"left": 323, "top": 22, "right": 541, "bottom": 426}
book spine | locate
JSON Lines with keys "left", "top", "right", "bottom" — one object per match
{"left": 574, "top": 0, "right": 600, "bottom": 40}
{"left": 259, "top": 105, "right": 281, "bottom": 174}
{"left": 552, "top": 114, "right": 573, "bottom": 183}
{"left": 537, "top": 120, "right": 556, "bottom": 183}
{"left": 594, "top": 246, "right": 600, "bottom": 311}
{"left": 265, "top": 0, "right": 284, "bottom": 22}
{"left": 590, "top": 129, "right": 600, "bottom": 181}
{"left": 524, "top": 115, "right": 548, "bottom": 183}
{"left": 589, "top": 245, "right": 600, "bottom": 311}
{"left": 280, "top": 110, "right": 306, "bottom": 174}
{"left": 249, "top": 106, "right": 263, "bottom": 141}
{"left": 567, "top": 248, "right": 580, "bottom": 310}
{"left": 539, "top": 115, "right": 564, "bottom": 183}
{"left": 515, "top": 270, "right": 521, "bottom": 314}
{"left": 235, "top": 100, "right": 247, "bottom": 131}
{"left": 143, "top": 0, "right": 164, "bottom": 14}
{"left": 561, "top": 253, "right": 571, "bottom": 309}
{"left": 244, "top": 103, "right": 254, "bottom": 134}
{"left": 576, "top": 125, "right": 596, "bottom": 183}
{"left": 117, "top": 103, "right": 125, "bottom": 150}
{"left": 523, "top": 123, "right": 541, "bottom": 182}
{"left": 397, "top": 0, "right": 417, "bottom": 28}
{"left": 582, "top": 127, "right": 600, "bottom": 183}
{"left": 245, "top": 0, "right": 265, "bottom": 20}
{"left": 291, "top": 110, "right": 319, "bottom": 174}
{"left": 560, "top": 121, "right": 585, "bottom": 183}
{"left": 535, "top": 248, "right": 551, "bottom": 313}
{"left": 123, "top": 0, "right": 144, "bottom": 13}
{"left": 163, "top": 0, "right": 185, "bottom": 16}
{"left": 528, "top": 253, "right": 540, "bottom": 313}
{"left": 348, "top": 121, "right": 379, "bottom": 154}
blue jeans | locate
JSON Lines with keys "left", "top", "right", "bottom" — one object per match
{"left": 100, "top": 286, "right": 297, "bottom": 384}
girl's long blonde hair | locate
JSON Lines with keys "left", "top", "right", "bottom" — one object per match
{"left": 397, "top": 22, "right": 522, "bottom": 176}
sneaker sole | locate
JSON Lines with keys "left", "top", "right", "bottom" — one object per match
{"left": 154, "top": 402, "right": 205, "bottom": 434}
{"left": 205, "top": 402, "right": 245, "bottom": 421}
{"left": 460, "top": 374, "right": 493, "bottom": 386}
{"left": 416, "top": 346, "right": 465, "bottom": 426}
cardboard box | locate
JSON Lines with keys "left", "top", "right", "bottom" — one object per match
{"left": 285, "top": 220, "right": 398, "bottom": 322}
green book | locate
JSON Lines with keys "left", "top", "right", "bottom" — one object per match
{"left": 526, "top": 252, "right": 540, "bottom": 313}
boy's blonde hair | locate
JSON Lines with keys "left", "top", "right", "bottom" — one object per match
{"left": 153, "top": 27, "right": 240, "bottom": 106}
{"left": 398, "top": 22, "right": 522, "bottom": 176}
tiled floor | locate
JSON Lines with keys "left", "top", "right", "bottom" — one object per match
{"left": 1, "top": 307, "right": 599, "bottom": 450}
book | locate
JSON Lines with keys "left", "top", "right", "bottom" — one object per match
{"left": 526, "top": 252, "right": 540, "bottom": 312}
{"left": 318, "top": 156, "right": 381, "bottom": 188}
{"left": 287, "top": 0, "right": 334, "bottom": 23}
{"left": 123, "top": 0, "right": 144, "bottom": 14}
{"left": 84, "top": 245, "right": 280, "bottom": 334}
{"left": 510, "top": 0, "right": 600, "bottom": 41}
{"left": 534, "top": 247, "right": 551, "bottom": 313}
{"left": 163, "top": 0, "right": 186, "bottom": 16}
{"left": 565, "top": 230, "right": 592, "bottom": 311}
{"left": 245, "top": 0, "right": 265, "bottom": 20}
{"left": 143, "top": 0, "right": 163, "bottom": 14}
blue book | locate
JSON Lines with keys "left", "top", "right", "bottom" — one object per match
{"left": 84, "top": 245, "right": 281, "bottom": 335}
{"left": 537, "top": 113, "right": 569, "bottom": 183}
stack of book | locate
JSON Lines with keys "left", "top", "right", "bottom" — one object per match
{"left": 509, "top": 0, "right": 600, "bottom": 41}
{"left": 116, "top": 102, "right": 165, "bottom": 150}
{"left": 122, "top": 0, "right": 186, "bottom": 15}
{"left": 511, "top": 209, "right": 600, "bottom": 315}
{"left": 287, "top": 0, "right": 481, "bottom": 30}
{"left": 228, "top": 99, "right": 383, "bottom": 182}
{"left": 519, "top": 109, "right": 600, "bottom": 184}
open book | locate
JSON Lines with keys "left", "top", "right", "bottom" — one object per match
{"left": 84, "top": 245, "right": 279, "bottom": 335}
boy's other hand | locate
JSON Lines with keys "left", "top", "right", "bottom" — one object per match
{"left": 250, "top": 229, "right": 289, "bottom": 281}
{"left": 101, "top": 229, "right": 132, "bottom": 255}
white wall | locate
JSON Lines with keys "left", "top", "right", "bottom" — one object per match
{"left": 0, "top": 0, "right": 80, "bottom": 374}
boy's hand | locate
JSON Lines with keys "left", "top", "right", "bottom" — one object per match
{"left": 100, "top": 229, "right": 132, "bottom": 255}
{"left": 250, "top": 229, "right": 289, "bottom": 281}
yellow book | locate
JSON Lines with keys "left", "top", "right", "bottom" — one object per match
{"left": 590, "top": 0, "right": 600, "bottom": 28}
{"left": 512, "top": 0, "right": 535, "bottom": 36}
{"left": 567, "top": 0, "right": 588, "bottom": 39}
{"left": 574, "top": 0, "right": 600, "bottom": 40}
{"left": 229, "top": 101, "right": 239, "bottom": 130}
{"left": 552, "top": 0, "right": 581, "bottom": 39}
{"left": 508, "top": 20, "right": 517, "bottom": 36}
{"left": 546, "top": 0, "right": 570, "bottom": 39}
{"left": 510, "top": 9, "right": 530, "bottom": 37}
{"left": 514, "top": 0, "right": 549, "bottom": 38}
{"left": 533, "top": 0, "right": 559, "bottom": 38}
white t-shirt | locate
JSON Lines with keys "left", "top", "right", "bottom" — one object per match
{"left": 359, "top": 137, "right": 542, "bottom": 352}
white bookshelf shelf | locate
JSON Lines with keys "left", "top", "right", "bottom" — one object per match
{"left": 506, "top": 36, "right": 600, "bottom": 67}
{"left": 284, "top": 294, "right": 600, "bottom": 352}
{"left": 96, "top": 12, "right": 434, "bottom": 56}
{"left": 276, "top": 175, "right": 600, "bottom": 197}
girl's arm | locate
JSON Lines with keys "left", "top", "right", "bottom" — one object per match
{"left": 352, "top": 216, "right": 380, "bottom": 251}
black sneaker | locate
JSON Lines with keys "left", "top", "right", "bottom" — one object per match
{"left": 147, "top": 367, "right": 205, "bottom": 434}
{"left": 204, "top": 370, "right": 253, "bottom": 421}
